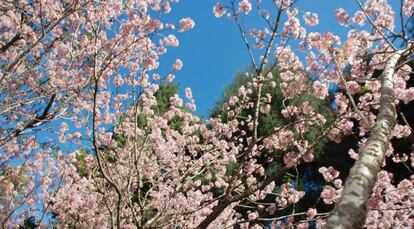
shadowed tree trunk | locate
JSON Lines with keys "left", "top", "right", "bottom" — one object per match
{"left": 324, "top": 47, "right": 410, "bottom": 229}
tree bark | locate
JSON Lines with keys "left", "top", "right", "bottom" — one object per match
{"left": 0, "top": 34, "right": 22, "bottom": 53}
{"left": 324, "top": 48, "right": 407, "bottom": 229}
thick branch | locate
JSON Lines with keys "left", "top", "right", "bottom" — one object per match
{"left": 0, "top": 34, "right": 22, "bottom": 53}
{"left": 324, "top": 48, "right": 407, "bottom": 229}
{"left": 0, "top": 94, "right": 56, "bottom": 146}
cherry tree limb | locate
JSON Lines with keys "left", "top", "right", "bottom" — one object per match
{"left": 0, "top": 94, "right": 56, "bottom": 146}
{"left": 324, "top": 46, "right": 410, "bottom": 229}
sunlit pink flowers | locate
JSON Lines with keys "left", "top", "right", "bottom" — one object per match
{"left": 403, "top": 0, "right": 414, "bottom": 15}
{"left": 172, "top": 59, "right": 183, "bottom": 71}
{"left": 185, "top": 87, "right": 193, "bottom": 99}
{"left": 312, "top": 81, "right": 329, "bottom": 99}
{"left": 335, "top": 8, "right": 351, "bottom": 26}
{"left": 178, "top": 18, "right": 195, "bottom": 32}
{"left": 238, "top": 0, "right": 252, "bottom": 15}
{"left": 2, "top": 0, "right": 414, "bottom": 228}
{"left": 303, "top": 12, "right": 319, "bottom": 26}
{"left": 163, "top": 34, "right": 179, "bottom": 47}
{"left": 213, "top": 3, "right": 226, "bottom": 17}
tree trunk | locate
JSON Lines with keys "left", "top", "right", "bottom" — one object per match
{"left": 324, "top": 48, "right": 407, "bottom": 229}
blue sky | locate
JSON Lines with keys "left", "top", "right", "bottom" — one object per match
{"left": 156, "top": 0, "right": 401, "bottom": 118}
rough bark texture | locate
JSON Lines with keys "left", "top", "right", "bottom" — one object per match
{"left": 324, "top": 49, "right": 405, "bottom": 229}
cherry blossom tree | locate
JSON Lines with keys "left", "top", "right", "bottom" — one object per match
{"left": 208, "top": 0, "right": 414, "bottom": 228}
{"left": 1, "top": 0, "right": 414, "bottom": 228}
{"left": 0, "top": 0, "right": 196, "bottom": 227}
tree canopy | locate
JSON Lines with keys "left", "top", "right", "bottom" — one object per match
{"left": 1, "top": 0, "right": 414, "bottom": 228}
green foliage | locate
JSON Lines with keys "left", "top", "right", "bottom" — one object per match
{"left": 210, "top": 67, "right": 334, "bottom": 156}
{"left": 225, "top": 163, "right": 239, "bottom": 176}
{"left": 134, "top": 82, "right": 187, "bottom": 132}
{"left": 113, "top": 133, "right": 126, "bottom": 148}
{"left": 154, "top": 82, "right": 180, "bottom": 114}
{"left": 142, "top": 208, "right": 158, "bottom": 224}
{"left": 358, "top": 85, "right": 369, "bottom": 95}
{"left": 0, "top": 168, "right": 29, "bottom": 194}
{"left": 265, "top": 162, "right": 281, "bottom": 177}
{"left": 75, "top": 150, "right": 91, "bottom": 177}
{"left": 210, "top": 72, "right": 252, "bottom": 119}
{"left": 209, "top": 67, "right": 336, "bottom": 218}
{"left": 132, "top": 82, "right": 180, "bottom": 129}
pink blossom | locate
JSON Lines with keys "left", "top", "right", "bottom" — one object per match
{"left": 246, "top": 176, "right": 256, "bottom": 186}
{"left": 259, "top": 9, "right": 270, "bottom": 19}
{"left": 403, "top": 87, "right": 414, "bottom": 104}
{"left": 287, "top": 190, "right": 305, "bottom": 204}
{"left": 162, "top": 1, "right": 171, "bottom": 13}
{"left": 321, "top": 185, "right": 341, "bottom": 204}
{"left": 303, "top": 12, "right": 319, "bottom": 26}
{"left": 333, "top": 179, "right": 342, "bottom": 189}
{"left": 185, "top": 87, "right": 193, "bottom": 99}
{"left": 281, "top": 105, "right": 298, "bottom": 117}
{"left": 312, "top": 81, "right": 328, "bottom": 99}
{"left": 247, "top": 211, "right": 259, "bottom": 221}
{"left": 272, "top": 129, "right": 294, "bottom": 150}
{"left": 213, "top": 3, "right": 226, "bottom": 17}
{"left": 316, "top": 219, "right": 325, "bottom": 229}
{"left": 283, "top": 16, "right": 306, "bottom": 39}
{"left": 301, "top": 101, "right": 314, "bottom": 114}
{"left": 167, "top": 73, "right": 175, "bottom": 82}
{"left": 153, "top": 73, "right": 161, "bottom": 81}
{"left": 178, "top": 18, "right": 195, "bottom": 32}
{"left": 347, "top": 81, "right": 360, "bottom": 95}
{"left": 307, "top": 32, "right": 322, "bottom": 49}
{"left": 68, "top": 132, "right": 81, "bottom": 140}
{"left": 392, "top": 153, "right": 409, "bottom": 163}
{"left": 3, "top": 0, "right": 414, "bottom": 228}
{"left": 284, "top": 151, "right": 298, "bottom": 168}
{"left": 238, "top": 0, "right": 252, "bottom": 15}
{"left": 172, "top": 59, "right": 183, "bottom": 71}
{"left": 276, "top": 196, "right": 288, "bottom": 207}
{"left": 392, "top": 124, "right": 411, "bottom": 139}
{"left": 335, "top": 93, "right": 349, "bottom": 113}
{"left": 348, "top": 148, "right": 359, "bottom": 160}
{"left": 60, "top": 122, "right": 68, "bottom": 133}
{"left": 303, "top": 151, "right": 314, "bottom": 163}
{"left": 335, "top": 8, "right": 351, "bottom": 26}
{"left": 319, "top": 166, "right": 340, "bottom": 182}
{"left": 403, "top": 0, "right": 414, "bottom": 16}
{"left": 238, "top": 85, "right": 247, "bottom": 97}
{"left": 163, "top": 35, "right": 179, "bottom": 47}
{"left": 366, "top": 80, "right": 381, "bottom": 92}
{"left": 353, "top": 11, "right": 366, "bottom": 25}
